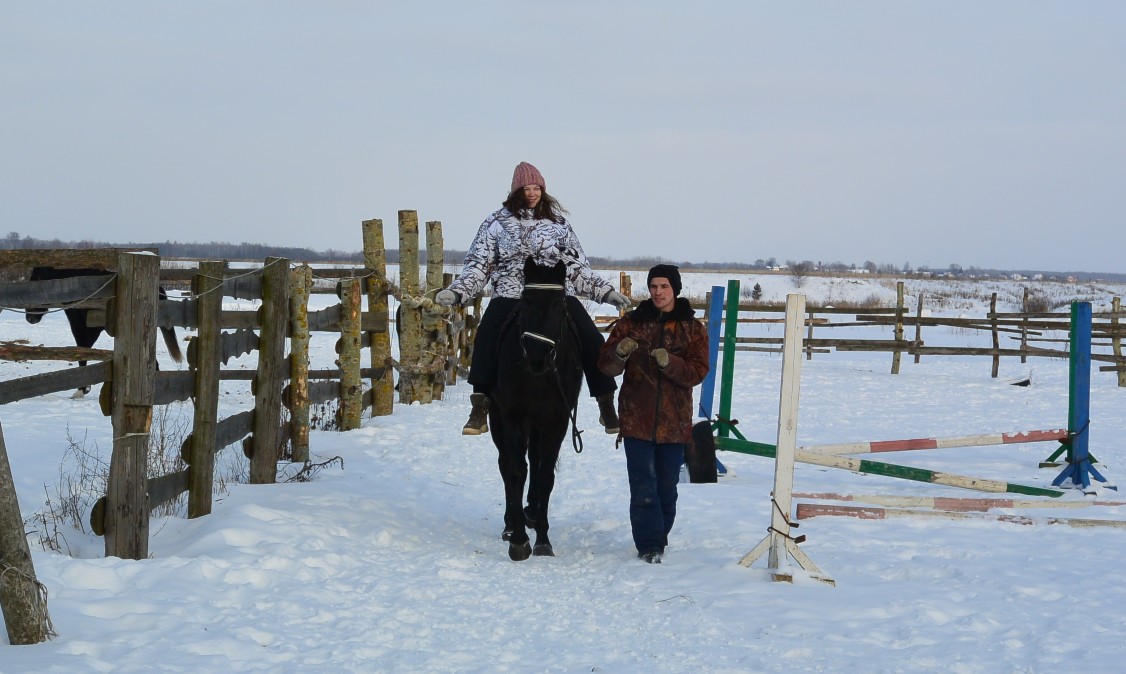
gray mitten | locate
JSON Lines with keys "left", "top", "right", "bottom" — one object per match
{"left": 616, "top": 337, "right": 639, "bottom": 359}
{"left": 651, "top": 348, "right": 669, "bottom": 369}
{"left": 435, "top": 289, "right": 460, "bottom": 306}
{"left": 603, "top": 290, "right": 631, "bottom": 310}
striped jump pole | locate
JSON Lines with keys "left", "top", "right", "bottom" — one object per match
{"left": 801, "top": 428, "right": 1068, "bottom": 456}
{"left": 795, "top": 502, "right": 1126, "bottom": 530}
{"left": 716, "top": 435, "right": 1063, "bottom": 498}
{"left": 792, "top": 492, "right": 1126, "bottom": 512}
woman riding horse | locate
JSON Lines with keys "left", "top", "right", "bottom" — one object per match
{"left": 435, "top": 161, "right": 631, "bottom": 436}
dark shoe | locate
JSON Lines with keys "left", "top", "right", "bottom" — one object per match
{"left": 462, "top": 393, "right": 489, "bottom": 435}
{"left": 639, "top": 550, "right": 662, "bottom": 564}
{"left": 596, "top": 393, "right": 619, "bottom": 434}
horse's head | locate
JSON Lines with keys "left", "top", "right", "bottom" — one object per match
{"left": 24, "top": 267, "right": 48, "bottom": 324}
{"left": 517, "top": 258, "right": 571, "bottom": 375}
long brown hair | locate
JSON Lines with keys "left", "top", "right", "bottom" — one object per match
{"left": 503, "top": 189, "right": 568, "bottom": 224}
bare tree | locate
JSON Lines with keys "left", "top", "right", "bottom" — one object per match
{"left": 789, "top": 260, "right": 815, "bottom": 288}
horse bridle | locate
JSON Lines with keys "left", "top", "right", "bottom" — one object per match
{"left": 519, "top": 283, "right": 584, "bottom": 453}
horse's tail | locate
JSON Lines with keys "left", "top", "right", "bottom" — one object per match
{"left": 161, "top": 327, "right": 183, "bottom": 363}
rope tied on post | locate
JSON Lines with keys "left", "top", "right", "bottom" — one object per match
{"left": 0, "top": 559, "right": 57, "bottom": 641}
{"left": 767, "top": 497, "right": 806, "bottom": 545}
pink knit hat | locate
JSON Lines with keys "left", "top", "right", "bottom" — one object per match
{"left": 511, "top": 161, "right": 546, "bottom": 193}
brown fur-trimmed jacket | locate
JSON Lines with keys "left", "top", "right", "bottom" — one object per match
{"left": 598, "top": 297, "right": 710, "bottom": 444}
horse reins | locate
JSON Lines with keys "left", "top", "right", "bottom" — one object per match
{"left": 520, "top": 283, "right": 584, "bottom": 453}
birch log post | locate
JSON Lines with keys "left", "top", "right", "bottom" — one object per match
{"left": 424, "top": 220, "right": 445, "bottom": 402}
{"left": 443, "top": 272, "right": 459, "bottom": 386}
{"left": 362, "top": 218, "right": 394, "bottom": 416}
{"left": 289, "top": 264, "right": 313, "bottom": 460}
{"left": 397, "top": 211, "right": 422, "bottom": 404}
{"left": 338, "top": 277, "right": 363, "bottom": 430}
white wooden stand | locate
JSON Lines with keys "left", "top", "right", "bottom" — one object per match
{"left": 739, "top": 294, "right": 835, "bottom": 586}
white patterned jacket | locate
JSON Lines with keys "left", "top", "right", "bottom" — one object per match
{"left": 445, "top": 208, "right": 614, "bottom": 303}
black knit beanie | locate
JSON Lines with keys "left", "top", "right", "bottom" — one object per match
{"left": 647, "top": 264, "right": 682, "bottom": 297}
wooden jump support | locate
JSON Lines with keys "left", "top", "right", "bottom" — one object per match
{"left": 1046, "top": 302, "right": 1110, "bottom": 491}
{"left": 737, "top": 294, "right": 835, "bottom": 585}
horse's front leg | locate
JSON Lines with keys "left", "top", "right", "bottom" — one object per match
{"left": 498, "top": 434, "right": 532, "bottom": 561}
{"left": 527, "top": 426, "right": 566, "bottom": 557}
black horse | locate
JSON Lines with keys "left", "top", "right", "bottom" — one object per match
{"left": 25, "top": 267, "right": 183, "bottom": 394}
{"left": 491, "top": 258, "right": 584, "bottom": 561}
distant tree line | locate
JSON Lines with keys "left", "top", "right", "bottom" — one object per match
{"left": 2, "top": 231, "right": 1121, "bottom": 282}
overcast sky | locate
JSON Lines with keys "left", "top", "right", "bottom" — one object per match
{"left": 4, "top": 2, "right": 1124, "bottom": 274}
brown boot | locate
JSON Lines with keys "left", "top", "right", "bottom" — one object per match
{"left": 462, "top": 393, "right": 490, "bottom": 435}
{"left": 596, "top": 393, "right": 620, "bottom": 434}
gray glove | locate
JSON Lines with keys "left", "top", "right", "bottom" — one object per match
{"left": 603, "top": 290, "right": 631, "bottom": 310}
{"left": 616, "top": 337, "right": 638, "bottom": 359}
{"left": 435, "top": 289, "right": 460, "bottom": 306}
{"left": 651, "top": 348, "right": 669, "bottom": 369}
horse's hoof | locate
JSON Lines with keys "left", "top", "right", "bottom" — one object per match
{"left": 509, "top": 541, "right": 532, "bottom": 561}
{"left": 501, "top": 527, "right": 514, "bottom": 541}
{"left": 532, "top": 544, "right": 554, "bottom": 557}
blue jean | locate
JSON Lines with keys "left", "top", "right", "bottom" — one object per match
{"left": 624, "top": 438, "right": 685, "bottom": 554}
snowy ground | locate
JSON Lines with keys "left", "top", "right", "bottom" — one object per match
{"left": 4, "top": 272, "right": 1126, "bottom": 673}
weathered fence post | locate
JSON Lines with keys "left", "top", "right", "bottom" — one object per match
{"left": 891, "top": 281, "right": 905, "bottom": 374}
{"left": 1020, "top": 287, "right": 1031, "bottom": 364}
{"left": 398, "top": 210, "right": 422, "bottom": 404}
{"left": 249, "top": 257, "right": 290, "bottom": 484}
{"left": 461, "top": 296, "right": 481, "bottom": 377}
{"left": 805, "top": 307, "right": 815, "bottom": 361}
{"left": 288, "top": 264, "right": 313, "bottom": 460}
{"left": 619, "top": 271, "right": 632, "bottom": 315}
{"left": 1112, "top": 297, "right": 1125, "bottom": 388}
{"left": 0, "top": 421, "right": 54, "bottom": 644}
{"left": 362, "top": 218, "right": 394, "bottom": 416}
{"left": 990, "top": 292, "right": 1000, "bottom": 378}
{"left": 187, "top": 260, "right": 226, "bottom": 518}
{"left": 338, "top": 277, "right": 363, "bottom": 430}
{"left": 913, "top": 292, "right": 925, "bottom": 364}
{"left": 105, "top": 252, "right": 159, "bottom": 559}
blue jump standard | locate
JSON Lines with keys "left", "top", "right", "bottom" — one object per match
{"left": 698, "top": 284, "right": 728, "bottom": 475}
{"left": 1052, "top": 302, "right": 1113, "bottom": 491}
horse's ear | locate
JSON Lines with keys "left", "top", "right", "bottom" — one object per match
{"left": 524, "top": 257, "right": 538, "bottom": 275}
{"left": 552, "top": 260, "right": 566, "bottom": 282}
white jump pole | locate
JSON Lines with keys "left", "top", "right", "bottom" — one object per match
{"left": 739, "top": 294, "right": 834, "bottom": 585}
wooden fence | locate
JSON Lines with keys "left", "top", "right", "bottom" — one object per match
{"left": 686, "top": 279, "right": 1126, "bottom": 385}
{"left": 0, "top": 213, "right": 467, "bottom": 563}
